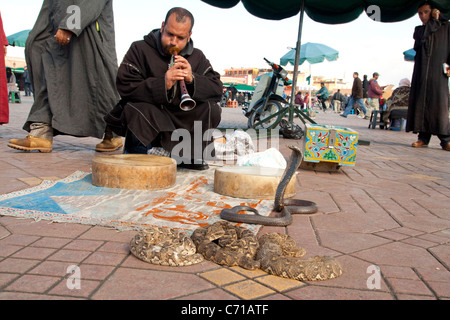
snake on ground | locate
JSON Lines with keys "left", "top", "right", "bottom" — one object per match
{"left": 220, "top": 145, "right": 317, "bottom": 226}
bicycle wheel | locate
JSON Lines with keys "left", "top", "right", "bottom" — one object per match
{"left": 247, "top": 99, "right": 283, "bottom": 129}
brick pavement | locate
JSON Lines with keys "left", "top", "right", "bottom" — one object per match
{"left": 0, "top": 96, "right": 449, "bottom": 301}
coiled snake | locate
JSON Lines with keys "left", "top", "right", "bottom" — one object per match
{"left": 220, "top": 145, "right": 317, "bottom": 226}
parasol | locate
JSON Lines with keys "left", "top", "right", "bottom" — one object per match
{"left": 281, "top": 42, "right": 339, "bottom": 111}
{"left": 6, "top": 29, "right": 30, "bottom": 47}
{"left": 280, "top": 42, "right": 338, "bottom": 66}
{"left": 403, "top": 48, "right": 416, "bottom": 62}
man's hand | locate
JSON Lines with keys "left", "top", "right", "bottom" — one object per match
{"left": 432, "top": 8, "right": 440, "bottom": 20}
{"left": 54, "top": 29, "right": 73, "bottom": 45}
{"left": 4, "top": 45, "right": 7, "bottom": 57}
{"left": 165, "top": 54, "right": 193, "bottom": 90}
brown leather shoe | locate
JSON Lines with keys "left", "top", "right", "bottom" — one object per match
{"left": 8, "top": 135, "right": 52, "bottom": 153}
{"left": 442, "top": 142, "right": 450, "bottom": 151}
{"left": 411, "top": 140, "right": 428, "bottom": 148}
{"left": 95, "top": 137, "right": 123, "bottom": 152}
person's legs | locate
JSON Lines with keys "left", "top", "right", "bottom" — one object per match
{"left": 412, "top": 132, "right": 431, "bottom": 148}
{"left": 321, "top": 98, "right": 327, "bottom": 111}
{"left": 366, "top": 98, "right": 379, "bottom": 119}
{"left": 341, "top": 97, "right": 355, "bottom": 117}
{"left": 438, "top": 134, "right": 450, "bottom": 151}
{"left": 8, "top": 122, "right": 53, "bottom": 152}
{"left": 123, "top": 129, "right": 150, "bottom": 154}
{"left": 356, "top": 98, "right": 368, "bottom": 117}
{"left": 95, "top": 125, "right": 124, "bottom": 152}
{"left": 24, "top": 83, "right": 30, "bottom": 96}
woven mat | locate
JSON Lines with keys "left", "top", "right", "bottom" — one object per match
{"left": 0, "top": 169, "right": 273, "bottom": 234}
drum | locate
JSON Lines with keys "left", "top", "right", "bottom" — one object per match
{"left": 214, "top": 166, "right": 296, "bottom": 200}
{"left": 92, "top": 154, "right": 177, "bottom": 190}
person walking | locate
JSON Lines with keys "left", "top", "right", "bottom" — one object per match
{"left": 340, "top": 72, "right": 367, "bottom": 118}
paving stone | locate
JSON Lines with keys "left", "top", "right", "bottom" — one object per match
{"left": 286, "top": 286, "right": 394, "bottom": 300}
{"left": 229, "top": 266, "right": 267, "bottom": 279}
{"left": 396, "top": 293, "right": 436, "bottom": 300}
{"left": 415, "top": 267, "right": 450, "bottom": 282}
{"left": 317, "top": 229, "right": 391, "bottom": 254}
{"left": 176, "top": 288, "right": 239, "bottom": 300}
{"left": 11, "top": 247, "right": 56, "bottom": 260}
{"left": 255, "top": 274, "right": 305, "bottom": 292}
{"left": 0, "top": 234, "right": 39, "bottom": 246}
{"left": 28, "top": 261, "right": 76, "bottom": 277}
{"left": 0, "top": 244, "right": 23, "bottom": 257}
{"left": 76, "top": 264, "right": 116, "bottom": 280}
{"left": 82, "top": 251, "right": 127, "bottom": 266}
{"left": 200, "top": 268, "right": 246, "bottom": 286}
{"left": 98, "top": 241, "right": 130, "bottom": 254}
{"left": 380, "top": 265, "right": 418, "bottom": 279}
{"left": 428, "top": 245, "right": 450, "bottom": 269}
{"left": 352, "top": 242, "right": 444, "bottom": 269}
{"left": 0, "top": 258, "right": 40, "bottom": 273}
{"left": 374, "top": 230, "right": 411, "bottom": 241}
{"left": 426, "top": 281, "right": 450, "bottom": 298}
{"left": 30, "top": 237, "right": 72, "bottom": 249}
{"left": 387, "top": 278, "right": 434, "bottom": 296}
{"left": 48, "top": 249, "right": 92, "bottom": 263}
{"left": 5, "top": 274, "right": 61, "bottom": 293}
{"left": 224, "top": 280, "right": 274, "bottom": 300}
{"left": 48, "top": 279, "right": 101, "bottom": 298}
{"left": 5, "top": 220, "right": 91, "bottom": 238}
{"left": 0, "top": 273, "right": 19, "bottom": 287}
{"left": 63, "top": 239, "right": 105, "bottom": 251}
{"left": 0, "top": 226, "right": 10, "bottom": 241}
{"left": 92, "top": 268, "right": 215, "bottom": 300}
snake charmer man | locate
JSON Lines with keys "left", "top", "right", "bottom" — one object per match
{"left": 104, "top": 7, "right": 223, "bottom": 170}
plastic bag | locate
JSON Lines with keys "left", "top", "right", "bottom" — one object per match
{"left": 214, "top": 130, "right": 255, "bottom": 160}
{"left": 236, "top": 148, "right": 286, "bottom": 169}
{"left": 279, "top": 119, "right": 304, "bottom": 140}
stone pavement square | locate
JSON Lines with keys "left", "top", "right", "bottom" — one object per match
{"left": 0, "top": 97, "right": 449, "bottom": 301}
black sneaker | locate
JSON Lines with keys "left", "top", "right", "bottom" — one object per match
{"left": 124, "top": 130, "right": 149, "bottom": 154}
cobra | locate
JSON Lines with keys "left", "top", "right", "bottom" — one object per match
{"left": 220, "top": 145, "right": 317, "bottom": 226}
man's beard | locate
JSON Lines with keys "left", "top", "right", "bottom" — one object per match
{"left": 162, "top": 43, "right": 177, "bottom": 56}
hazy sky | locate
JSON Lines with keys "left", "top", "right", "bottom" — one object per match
{"left": 2, "top": 0, "right": 421, "bottom": 87}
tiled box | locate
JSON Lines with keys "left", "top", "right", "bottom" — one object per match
{"left": 302, "top": 124, "right": 359, "bottom": 166}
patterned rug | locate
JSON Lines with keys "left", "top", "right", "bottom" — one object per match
{"left": 0, "top": 169, "right": 273, "bottom": 234}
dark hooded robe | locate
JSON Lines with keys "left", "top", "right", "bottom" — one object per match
{"left": 24, "top": 0, "right": 120, "bottom": 138}
{"left": 0, "top": 12, "right": 8, "bottom": 125}
{"left": 406, "top": 15, "right": 450, "bottom": 137}
{"left": 105, "top": 29, "right": 222, "bottom": 160}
